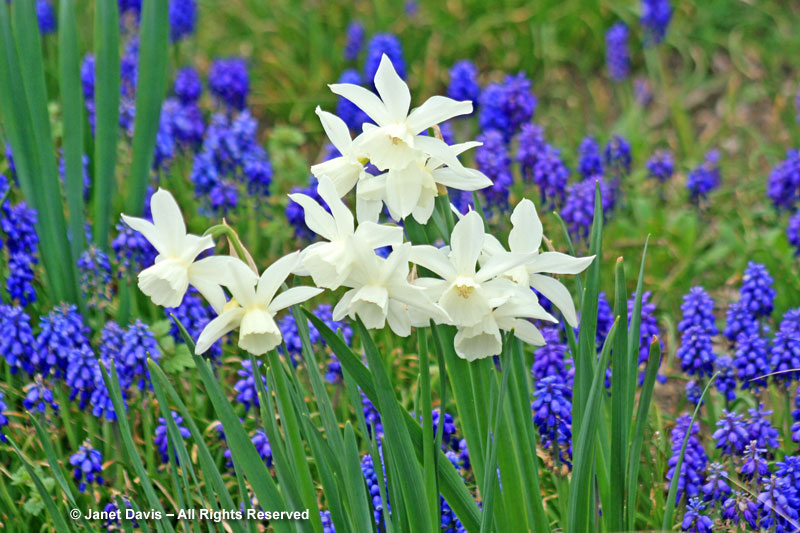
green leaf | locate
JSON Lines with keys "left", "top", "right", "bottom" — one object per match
{"left": 162, "top": 344, "right": 196, "bottom": 373}
{"left": 126, "top": 0, "right": 169, "bottom": 215}
{"left": 92, "top": 0, "right": 120, "bottom": 250}
{"left": 608, "top": 257, "right": 629, "bottom": 533}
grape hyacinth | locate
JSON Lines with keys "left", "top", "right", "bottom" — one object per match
{"left": 516, "top": 123, "right": 547, "bottom": 180}
{"left": 23, "top": 378, "right": 59, "bottom": 414}
{"left": 666, "top": 414, "right": 708, "bottom": 503}
{"left": 532, "top": 376, "right": 572, "bottom": 462}
{"left": 604, "top": 135, "right": 631, "bottom": 177}
{"left": 701, "top": 462, "right": 731, "bottom": 503}
{"left": 722, "top": 301, "right": 759, "bottom": 343}
{"left": 112, "top": 221, "right": 157, "bottom": 276}
{"left": 771, "top": 309, "right": 800, "bottom": 384}
{"left": 362, "top": 392, "right": 384, "bottom": 438}
{"left": 577, "top": 136, "right": 603, "bottom": 178}
{"left": 646, "top": 150, "right": 675, "bottom": 183}
{"left": 714, "top": 355, "right": 737, "bottom": 402}
{"left": 364, "top": 33, "right": 405, "bottom": 82}
{"left": 343, "top": 22, "right": 365, "bottom": 61}
{"left": 166, "top": 287, "right": 222, "bottom": 360}
{"left": 740, "top": 447, "right": 769, "bottom": 483}
{"left": 0, "top": 391, "right": 9, "bottom": 442}
{"left": 361, "top": 452, "right": 390, "bottom": 526}
{"left": 681, "top": 498, "right": 713, "bottom": 533}
{"left": 767, "top": 149, "right": 800, "bottom": 211}
{"left": 208, "top": 58, "right": 249, "bottom": 110}
{"left": 474, "top": 129, "right": 513, "bottom": 210}
{"left": 733, "top": 332, "right": 770, "bottom": 391}
{"left": 678, "top": 286, "right": 718, "bottom": 335}
{"left": 757, "top": 476, "right": 800, "bottom": 532}
{"left": 174, "top": 66, "right": 202, "bottom": 104}
{"left": 721, "top": 490, "right": 759, "bottom": 529}
{"left": 685, "top": 381, "right": 703, "bottom": 406}
{"left": 250, "top": 430, "right": 273, "bottom": 467}
{"left": 34, "top": 304, "right": 90, "bottom": 378}
{"left": 168, "top": 0, "right": 197, "bottom": 42}
{"left": 605, "top": 23, "right": 630, "bottom": 81}
{"left": 447, "top": 60, "right": 480, "bottom": 105}
{"left": 118, "top": 320, "right": 161, "bottom": 390}
{"left": 713, "top": 410, "right": 749, "bottom": 457}
{"left": 69, "top": 443, "right": 104, "bottom": 492}
{"left": 77, "top": 245, "right": 113, "bottom": 310}
{"left": 234, "top": 359, "right": 267, "bottom": 412}
{"left": 6, "top": 252, "right": 36, "bottom": 306}
{"left": 531, "top": 144, "right": 569, "bottom": 208}
{"left": 36, "top": 0, "right": 56, "bottom": 34}
{"left": 677, "top": 325, "right": 716, "bottom": 378}
{"left": 746, "top": 405, "right": 780, "bottom": 450}
{"left": 66, "top": 345, "right": 101, "bottom": 409}
{"left": 739, "top": 261, "right": 775, "bottom": 319}
{"left": 687, "top": 150, "right": 721, "bottom": 203}
{"left": 154, "top": 411, "right": 191, "bottom": 464}
{"left": 641, "top": 0, "right": 673, "bottom": 46}
{"left": 531, "top": 327, "right": 570, "bottom": 385}
{"left": 478, "top": 73, "right": 537, "bottom": 139}
{"left": 561, "top": 176, "right": 613, "bottom": 239}
{"left": 335, "top": 69, "right": 370, "bottom": 131}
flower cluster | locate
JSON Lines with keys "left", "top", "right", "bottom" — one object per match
{"left": 69, "top": 443, "right": 104, "bottom": 492}
{"left": 666, "top": 414, "right": 708, "bottom": 503}
{"left": 686, "top": 150, "right": 721, "bottom": 203}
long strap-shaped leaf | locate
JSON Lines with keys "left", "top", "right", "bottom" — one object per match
{"left": 305, "top": 309, "right": 480, "bottom": 532}
{"left": 608, "top": 257, "right": 629, "bottom": 532}
{"left": 567, "top": 317, "right": 619, "bottom": 533}
{"left": 92, "top": 0, "right": 120, "bottom": 249}
{"left": 126, "top": 0, "right": 169, "bottom": 215}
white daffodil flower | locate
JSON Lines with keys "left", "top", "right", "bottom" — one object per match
{"left": 359, "top": 142, "right": 492, "bottom": 224}
{"left": 121, "top": 188, "right": 228, "bottom": 311}
{"left": 289, "top": 177, "right": 403, "bottom": 290}
{"left": 408, "top": 211, "right": 541, "bottom": 328}
{"left": 333, "top": 243, "right": 444, "bottom": 337}
{"left": 329, "top": 54, "right": 472, "bottom": 172}
{"left": 453, "top": 287, "right": 553, "bottom": 361}
{"left": 310, "top": 107, "right": 369, "bottom": 197}
{"left": 195, "top": 252, "right": 323, "bottom": 356}
{"left": 483, "top": 199, "right": 595, "bottom": 328}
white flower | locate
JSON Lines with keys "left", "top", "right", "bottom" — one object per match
{"left": 329, "top": 54, "right": 472, "bottom": 172}
{"left": 195, "top": 252, "right": 323, "bottom": 356}
{"left": 289, "top": 177, "right": 403, "bottom": 290}
{"left": 333, "top": 243, "right": 444, "bottom": 337}
{"left": 121, "top": 188, "right": 228, "bottom": 311}
{"left": 453, "top": 289, "right": 551, "bottom": 361}
{"left": 408, "top": 211, "right": 542, "bottom": 328}
{"left": 483, "top": 199, "right": 595, "bottom": 327}
{"left": 310, "top": 107, "right": 369, "bottom": 197}
{"left": 358, "top": 142, "right": 492, "bottom": 224}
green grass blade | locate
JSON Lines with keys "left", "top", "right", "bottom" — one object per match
{"left": 568, "top": 317, "right": 619, "bottom": 533}
{"left": 99, "top": 363, "right": 176, "bottom": 533}
{"left": 662, "top": 375, "right": 718, "bottom": 530}
{"left": 418, "top": 328, "right": 440, "bottom": 532}
{"left": 626, "top": 336, "right": 662, "bottom": 531}
{"left": 58, "top": 0, "right": 87, "bottom": 271}
{"left": 92, "top": 0, "right": 120, "bottom": 249}
{"left": 357, "top": 319, "right": 432, "bottom": 533}
{"left": 343, "top": 422, "right": 374, "bottom": 528}
{"left": 608, "top": 256, "right": 629, "bottom": 532}
{"left": 126, "top": 0, "right": 169, "bottom": 215}
{"left": 6, "top": 439, "right": 73, "bottom": 533}
{"left": 626, "top": 237, "right": 651, "bottom": 424}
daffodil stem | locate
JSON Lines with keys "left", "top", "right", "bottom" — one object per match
{"left": 205, "top": 223, "right": 251, "bottom": 263}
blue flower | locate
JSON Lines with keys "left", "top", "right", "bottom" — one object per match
{"left": 209, "top": 58, "right": 249, "bottom": 110}
{"left": 603, "top": 135, "right": 631, "bottom": 178}
{"left": 343, "top": 22, "right": 365, "bottom": 61}
{"left": 677, "top": 325, "right": 716, "bottom": 378}
{"left": 757, "top": 476, "right": 800, "bottom": 532}
{"left": 713, "top": 355, "right": 737, "bottom": 402}
{"left": 740, "top": 443, "right": 769, "bottom": 481}
{"left": 250, "top": 430, "right": 272, "bottom": 467}
{"left": 474, "top": 129, "right": 512, "bottom": 210}
{"left": 577, "top": 136, "right": 603, "bottom": 178}
{"left": 712, "top": 410, "right": 748, "bottom": 456}
{"left": 69, "top": 443, "right": 104, "bottom": 492}
{"left": 154, "top": 411, "right": 191, "bottom": 464}
{"left": 646, "top": 150, "right": 674, "bottom": 182}
{"left": 666, "top": 414, "right": 707, "bottom": 503}
{"left": 478, "top": 73, "right": 536, "bottom": 139}
{"left": 788, "top": 209, "right": 800, "bottom": 256}
{"left": 0, "top": 391, "right": 9, "bottom": 442}
{"left": 6, "top": 252, "right": 37, "bottom": 306}
{"left": 364, "top": 34, "right": 405, "bottom": 82}
{"left": 701, "top": 462, "right": 731, "bottom": 503}
{"left": 722, "top": 301, "right": 758, "bottom": 342}
{"left": 746, "top": 404, "right": 779, "bottom": 450}
{"left": 447, "top": 60, "right": 480, "bottom": 104}
{"left": 335, "top": 69, "right": 370, "bottom": 131}
{"left": 36, "top": 0, "right": 56, "bottom": 34}
{"left": 23, "top": 378, "right": 59, "bottom": 414}
{"left": 168, "top": 0, "right": 197, "bottom": 42}
{"left": 174, "top": 66, "right": 202, "bottom": 104}
{"left": 320, "top": 510, "right": 335, "bottom": 532}
{"left": 34, "top": 303, "right": 90, "bottom": 378}
{"left": 531, "top": 327, "right": 571, "bottom": 385}
{"left": 1, "top": 201, "right": 39, "bottom": 254}
{"left": 119, "top": 320, "right": 161, "bottom": 390}
{"left": 733, "top": 332, "right": 770, "bottom": 390}
{"left": 361, "top": 451, "right": 390, "bottom": 526}
{"left": 776, "top": 456, "right": 800, "bottom": 493}
{"left": 166, "top": 287, "right": 222, "bottom": 360}
{"left": 678, "top": 286, "right": 717, "bottom": 336}
{"left": 112, "top": 221, "right": 157, "bottom": 277}
{"left": 431, "top": 409, "right": 458, "bottom": 450}
{"left": 561, "top": 176, "right": 613, "bottom": 240}
{"left": 595, "top": 291, "right": 615, "bottom": 351}
{"left": 641, "top": 0, "right": 672, "bottom": 46}
{"left": 739, "top": 261, "right": 775, "bottom": 319}
{"left": 234, "top": 359, "right": 267, "bottom": 412}
{"left": 605, "top": 23, "right": 630, "bottom": 81}
{"left": 687, "top": 150, "right": 721, "bottom": 203}
{"left": 362, "top": 392, "right": 383, "bottom": 438}
{"left": 66, "top": 344, "right": 101, "bottom": 409}
{"left": 531, "top": 144, "right": 569, "bottom": 208}
{"left": 57, "top": 151, "right": 91, "bottom": 201}
{"left": 516, "top": 123, "right": 547, "bottom": 180}
{"left": 770, "top": 308, "right": 800, "bottom": 384}
{"left": 680, "top": 498, "right": 713, "bottom": 533}
{"left": 767, "top": 149, "right": 800, "bottom": 211}
{"left": 77, "top": 246, "right": 113, "bottom": 310}
{"left": 685, "top": 381, "right": 703, "bottom": 406}
{"left": 721, "top": 491, "right": 758, "bottom": 529}
{"left": 532, "top": 376, "right": 572, "bottom": 460}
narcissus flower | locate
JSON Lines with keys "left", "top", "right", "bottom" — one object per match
{"left": 121, "top": 189, "right": 229, "bottom": 310}
{"left": 195, "top": 253, "right": 322, "bottom": 356}
{"left": 330, "top": 54, "right": 472, "bottom": 172}
{"left": 290, "top": 177, "right": 403, "bottom": 290}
